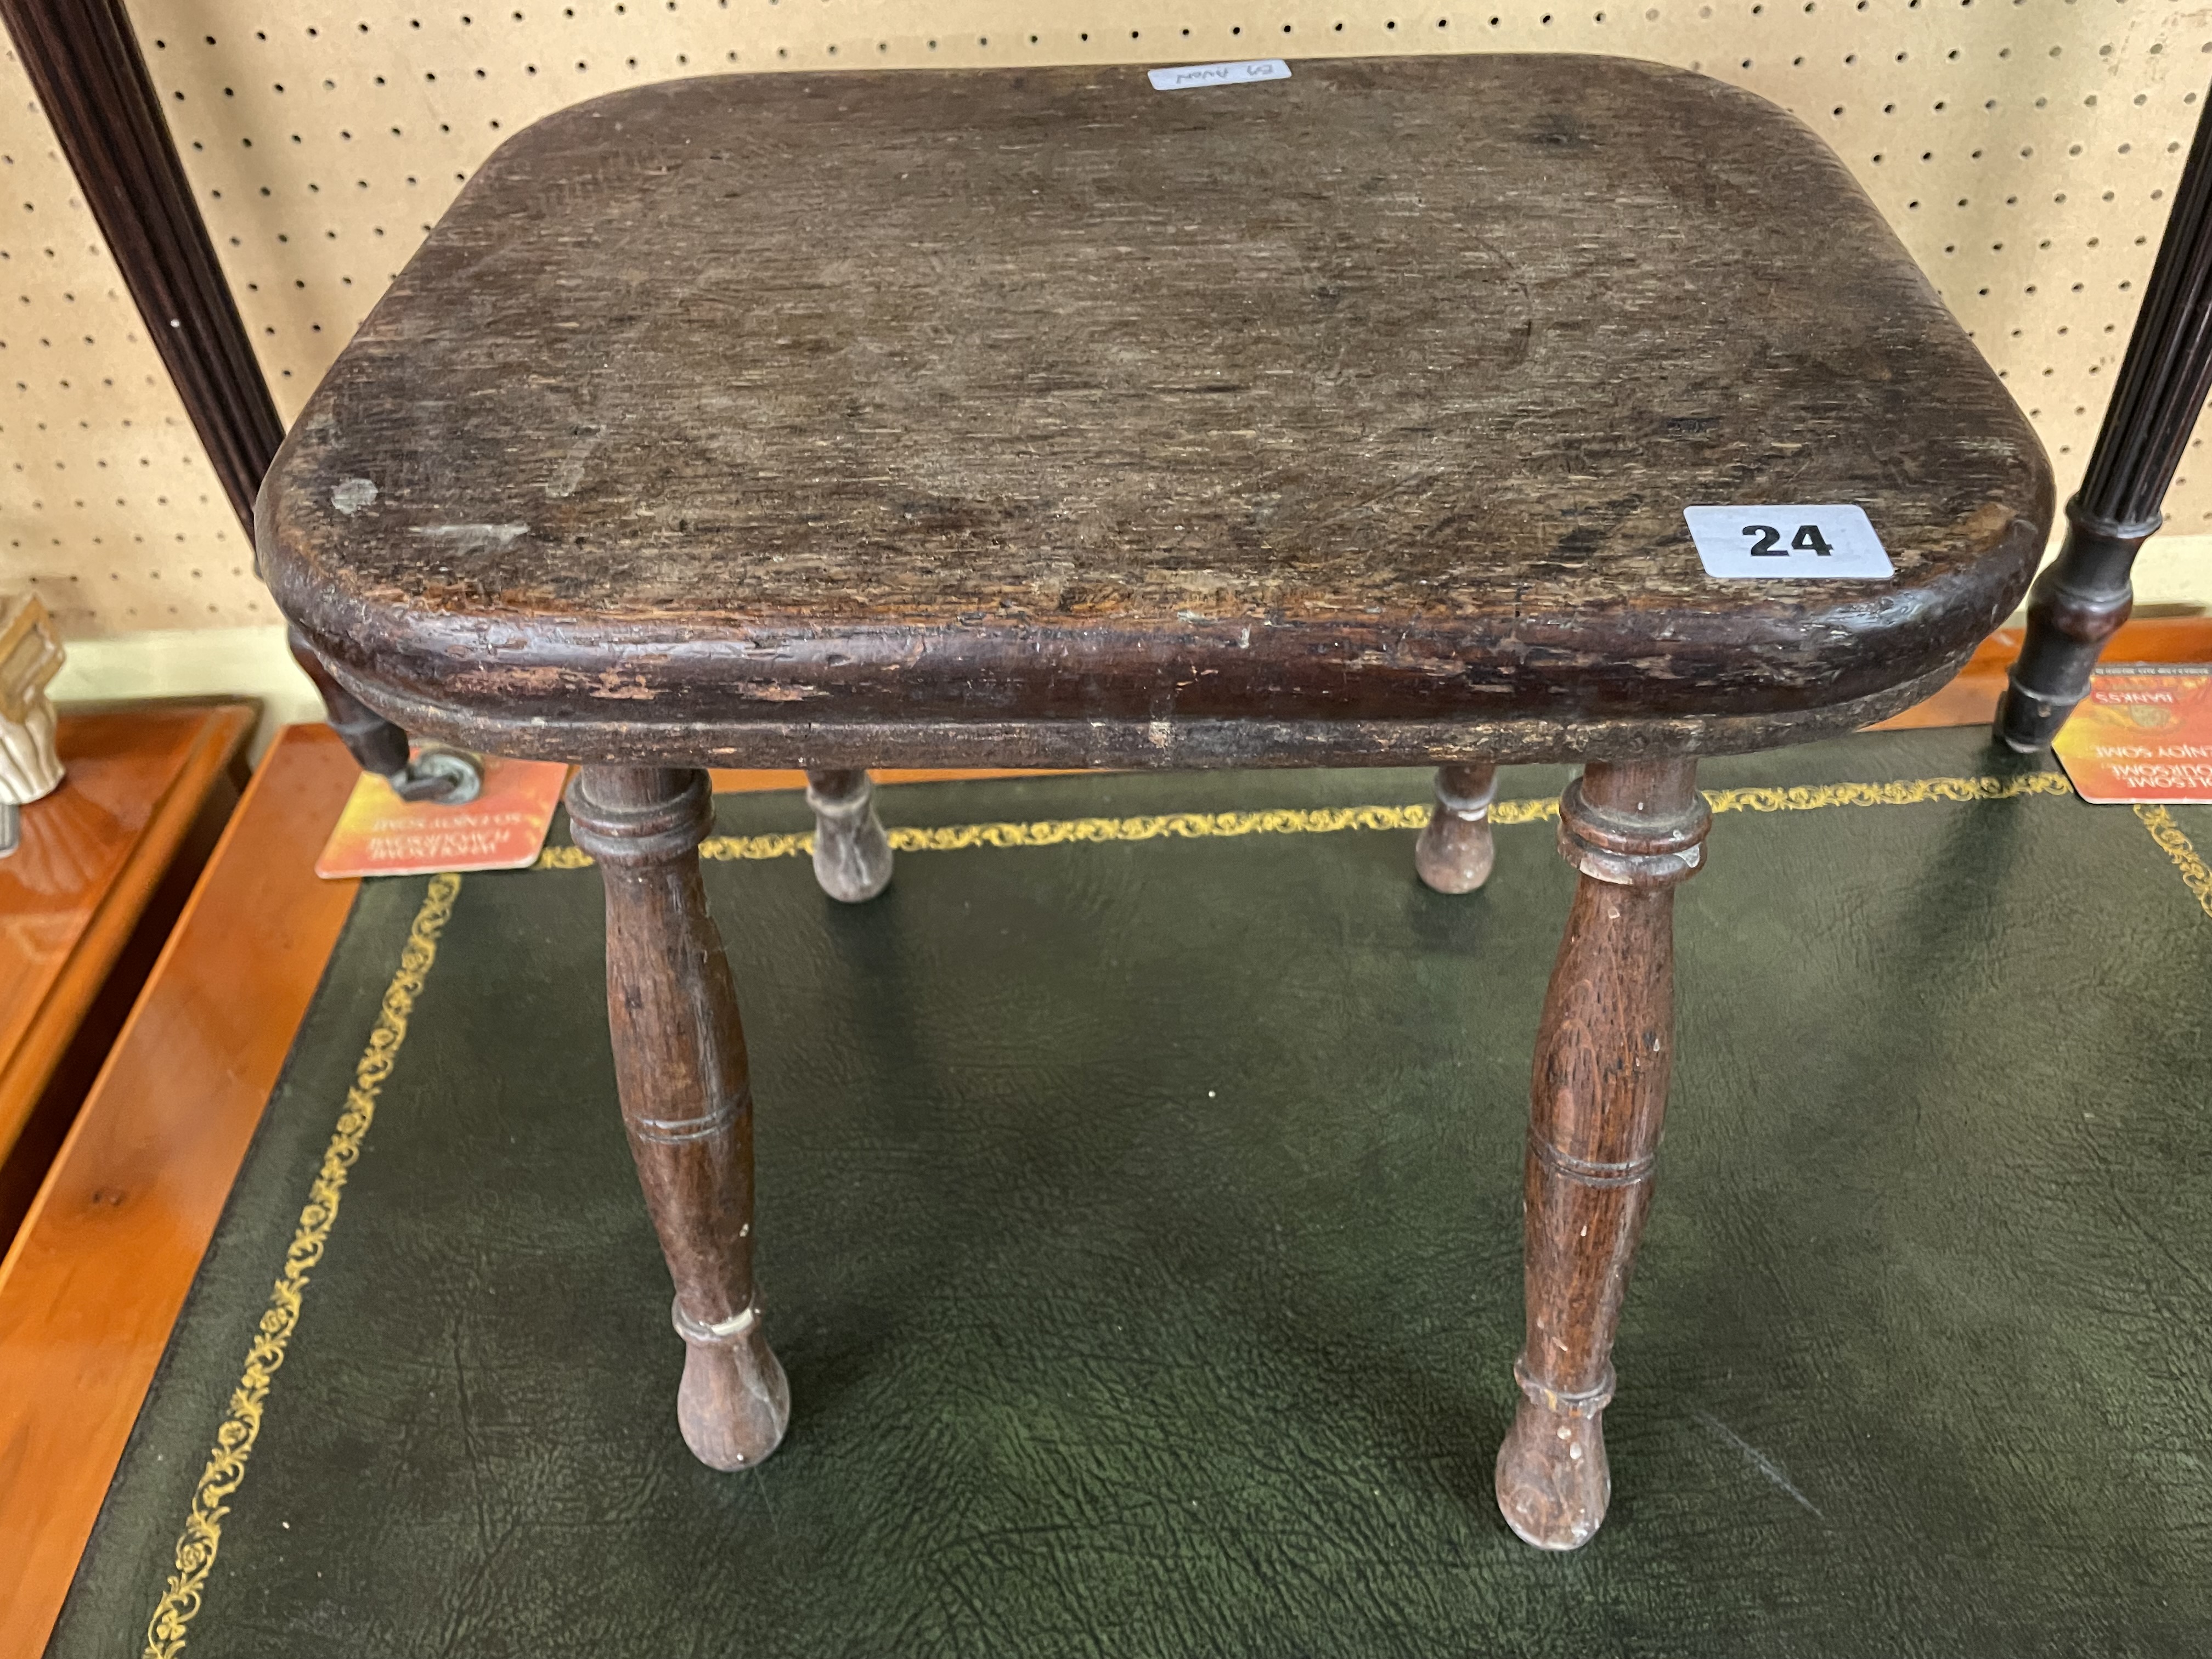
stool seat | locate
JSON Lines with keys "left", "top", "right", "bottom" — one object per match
{"left": 262, "top": 54, "right": 2049, "bottom": 769}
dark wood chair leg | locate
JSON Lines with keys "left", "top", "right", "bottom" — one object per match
{"left": 567, "top": 765, "right": 791, "bottom": 1471}
{"left": 1996, "top": 89, "right": 2212, "bottom": 751}
{"left": 1414, "top": 762, "right": 1498, "bottom": 894}
{"left": 284, "top": 625, "right": 419, "bottom": 776}
{"left": 1497, "top": 758, "right": 1708, "bottom": 1550}
{"left": 805, "top": 768, "right": 893, "bottom": 902}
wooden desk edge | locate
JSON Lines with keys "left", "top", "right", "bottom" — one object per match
{"left": 0, "top": 724, "right": 362, "bottom": 1659}
{"left": 0, "top": 703, "right": 256, "bottom": 1165}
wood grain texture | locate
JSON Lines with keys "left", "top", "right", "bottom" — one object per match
{"left": 707, "top": 767, "right": 1067, "bottom": 793}
{"left": 0, "top": 704, "right": 252, "bottom": 1176}
{"left": 567, "top": 765, "right": 789, "bottom": 1470}
{"left": 309, "top": 657, "right": 1975, "bottom": 771}
{"left": 1497, "top": 758, "right": 1707, "bottom": 1550}
{"left": 0, "top": 725, "right": 362, "bottom": 1659}
{"left": 260, "top": 57, "right": 2049, "bottom": 766}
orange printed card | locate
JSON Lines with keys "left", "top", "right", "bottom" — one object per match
{"left": 2051, "top": 664, "right": 2212, "bottom": 804}
{"left": 316, "top": 751, "right": 571, "bottom": 878}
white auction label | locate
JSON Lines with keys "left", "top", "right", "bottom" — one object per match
{"left": 1683, "top": 504, "right": 1894, "bottom": 579}
{"left": 1147, "top": 59, "right": 1291, "bottom": 91}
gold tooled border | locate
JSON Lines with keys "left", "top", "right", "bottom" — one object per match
{"left": 135, "top": 764, "right": 2191, "bottom": 1651}
{"left": 2134, "top": 804, "right": 2212, "bottom": 922}
{"left": 532, "top": 770, "right": 2080, "bottom": 870}
{"left": 142, "top": 873, "right": 462, "bottom": 1659}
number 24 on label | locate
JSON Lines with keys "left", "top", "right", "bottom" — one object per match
{"left": 1682, "top": 505, "right": 1892, "bottom": 579}
{"left": 1742, "top": 522, "right": 1833, "bottom": 557}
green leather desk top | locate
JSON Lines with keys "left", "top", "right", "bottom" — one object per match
{"left": 53, "top": 727, "right": 2212, "bottom": 1657}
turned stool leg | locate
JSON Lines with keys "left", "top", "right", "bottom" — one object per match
{"left": 1414, "top": 762, "right": 1498, "bottom": 893}
{"left": 805, "top": 768, "right": 893, "bottom": 902}
{"left": 567, "top": 766, "right": 791, "bottom": 1471}
{"left": 1496, "top": 758, "right": 1708, "bottom": 1549}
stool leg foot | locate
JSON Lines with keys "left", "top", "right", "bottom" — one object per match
{"left": 806, "top": 769, "right": 893, "bottom": 903}
{"left": 569, "top": 765, "right": 789, "bottom": 1471}
{"left": 1498, "top": 759, "right": 1707, "bottom": 1549}
{"left": 1414, "top": 763, "right": 1497, "bottom": 893}
{"left": 675, "top": 1304, "right": 791, "bottom": 1472}
{"left": 1497, "top": 1383, "right": 1612, "bottom": 1551}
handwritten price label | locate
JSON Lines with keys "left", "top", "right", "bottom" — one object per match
{"left": 1147, "top": 59, "right": 1292, "bottom": 91}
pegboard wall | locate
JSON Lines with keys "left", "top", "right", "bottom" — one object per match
{"left": 3, "top": 0, "right": 2209, "bottom": 636}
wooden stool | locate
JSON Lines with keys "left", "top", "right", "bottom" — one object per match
{"left": 261, "top": 57, "right": 2050, "bottom": 1550}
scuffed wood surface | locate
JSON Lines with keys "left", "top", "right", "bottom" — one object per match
{"left": 315, "top": 651, "right": 1967, "bottom": 769}
{"left": 262, "top": 55, "right": 2051, "bottom": 760}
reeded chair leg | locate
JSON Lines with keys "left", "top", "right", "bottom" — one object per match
{"left": 1995, "top": 89, "right": 2212, "bottom": 748}
{"left": 1497, "top": 759, "right": 1707, "bottom": 1550}
{"left": 1994, "top": 501, "right": 2146, "bottom": 752}
{"left": 1414, "top": 762, "right": 1498, "bottom": 893}
{"left": 568, "top": 766, "right": 790, "bottom": 1471}
{"left": 806, "top": 768, "right": 893, "bottom": 902}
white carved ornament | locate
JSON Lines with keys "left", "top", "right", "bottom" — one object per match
{"left": 0, "top": 595, "right": 66, "bottom": 838}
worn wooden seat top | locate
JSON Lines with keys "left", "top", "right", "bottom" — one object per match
{"left": 261, "top": 54, "right": 2050, "bottom": 769}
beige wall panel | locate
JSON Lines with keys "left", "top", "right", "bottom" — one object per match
{"left": 0, "top": 46, "right": 263, "bottom": 636}
{"left": 12, "top": 0, "right": 2212, "bottom": 639}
